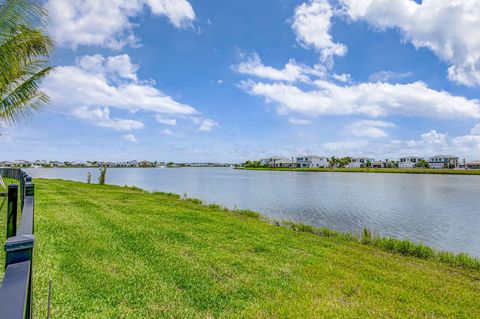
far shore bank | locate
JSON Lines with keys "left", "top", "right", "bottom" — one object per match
{"left": 237, "top": 167, "right": 480, "bottom": 175}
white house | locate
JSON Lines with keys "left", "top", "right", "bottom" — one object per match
{"left": 13, "top": 160, "right": 31, "bottom": 167}
{"left": 466, "top": 160, "right": 480, "bottom": 169}
{"left": 268, "top": 156, "right": 296, "bottom": 168}
{"left": 428, "top": 155, "right": 459, "bottom": 169}
{"left": 348, "top": 157, "right": 375, "bottom": 168}
{"left": 296, "top": 155, "right": 329, "bottom": 168}
{"left": 399, "top": 156, "right": 424, "bottom": 169}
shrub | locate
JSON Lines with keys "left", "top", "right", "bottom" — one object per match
{"left": 235, "top": 209, "right": 261, "bottom": 219}
{"left": 185, "top": 197, "right": 203, "bottom": 205}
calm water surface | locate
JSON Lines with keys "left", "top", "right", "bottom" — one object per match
{"left": 26, "top": 167, "right": 480, "bottom": 257}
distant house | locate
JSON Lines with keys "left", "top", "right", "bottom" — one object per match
{"left": 465, "top": 160, "right": 480, "bottom": 170}
{"left": 371, "top": 161, "right": 382, "bottom": 168}
{"left": 0, "top": 161, "right": 13, "bottom": 167}
{"left": 259, "top": 158, "right": 271, "bottom": 166}
{"left": 399, "top": 156, "right": 424, "bottom": 169}
{"left": 296, "top": 156, "right": 329, "bottom": 168}
{"left": 370, "top": 160, "right": 398, "bottom": 169}
{"left": 428, "top": 155, "right": 459, "bottom": 169}
{"left": 268, "top": 156, "right": 296, "bottom": 168}
{"left": 139, "top": 160, "right": 154, "bottom": 167}
{"left": 13, "top": 160, "right": 31, "bottom": 167}
{"left": 348, "top": 157, "right": 375, "bottom": 168}
{"left": 34, "top": 160, "right": 49, "bottom": 167}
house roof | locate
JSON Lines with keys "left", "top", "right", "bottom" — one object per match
{"left": 430, "top": 155, "right": 459, "bottom": 159}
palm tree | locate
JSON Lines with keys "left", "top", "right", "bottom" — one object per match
{"left": 0, "top": 0, "right": 53, "bottom": 124}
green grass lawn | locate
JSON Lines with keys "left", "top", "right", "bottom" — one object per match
{"left": 29, "top": 179, "right": 480, "bottom": 318}
{"left": 240, "top": 167, "right": 480, "bottom": 175}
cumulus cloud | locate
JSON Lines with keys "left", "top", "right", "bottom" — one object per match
{"left": 72, "top": 106, "right": 144, "bottom": 131}
{"left": 241, "top": 79, "right": 480, "bottom": 119}
{"left": 340, "top": 0, "right": 480, "bottom": 86}
{"left": 46, "top": 0, "right": 195, "bottom": 49}
{"left": 232, "top": 53, "right": 326, "bottom": 82}
{"left": 43, "top": 54, "right": 197, "bottom": 117}
{"left": 78, "top": 54, "right": 139, "bottom": 81}
{"left": 376, "top": 127, "right": 480, "bottom": 159}
{"left": 291, "top": 0, "right": 347, "bottom": 65}
{"left": 317, "top": 127, "right": 480, "bottom": 159}
{"left": 347, "top": 120, "right": 394, "bottom": 138}
{"left": 41, "top": 54, "right": 207, "bottom": 133}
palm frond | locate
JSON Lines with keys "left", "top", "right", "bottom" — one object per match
{"left": 0, "top": 0, "right": 53, "bottom": 124}
{"left": 0, "top": 0, "right": 46, "bottom": 33}
{"left": 0, "top": 65, "right": 51, "bottom": 124}
{"left": 0, "top": 26, "right": 52, "bottom": 89}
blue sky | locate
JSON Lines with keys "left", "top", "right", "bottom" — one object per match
{"left": 2, "top": 0, "right": 480, "bottom": 162}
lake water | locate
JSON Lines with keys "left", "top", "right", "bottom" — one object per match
{"left": 25, "top": 167, "right": 480, "bottom": 257}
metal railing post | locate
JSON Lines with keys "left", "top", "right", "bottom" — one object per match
{"left": 7, "top": 185, "right": 18, "bottom": 239}
{"left": 0, "top": 168, "right": 35, "bottom": 319}
{"left": 20, "top": 172, "right": 25, "bottom": 211}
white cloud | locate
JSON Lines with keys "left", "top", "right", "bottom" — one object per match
{"left": 233, "top": 53, "right": 326, "bottom": 82}
{"left": 41, "top": 54, "right": 206, "bottom": 133}
{"left": 289, "top": 118, "right": 312, "bottom": 125}
{"left": 332, "top": 73, "right": 351, "bottom": 83}
{"left": 196, "top": 118, "right": 219, "bottom": 132}
{"left": 419, "top": 130, "right": 448, "bottom": 145}
{"left": 340, "top": 0, "right": 480, "bottom": 86}
{"left": 72, "top": 106, "right": 145, "bottom": 131}
{"left": 291, "top": 0, "right": 347, "bottom": 65}
{"left": 105, "top": 55, "right": 139, "bottom": 81}
{"left": 347, "top": 119, "right": 394, "bottom": 138}
{"left": 471, "top": 123, "right": 480, "bottom": 135}
{"left": 77, "top": 54, "right": 139, "bottom": 81}
{"left": 45, "top": 0, "right": 195, "bottom": 49}
{"left": 155, "top": 115, "right": 177, "bottom": 126}
{"left": 43, "top": 54, "right": 197, "bottom": 117}
{"left": 145, "top": 0, "right": 195, "bottom": 28}
{"left": 241, "top": 79, "right": 480, "bottom": 119}
{"left": 123, "top": 134, "right": 138, "bottom": 142}
{"left": 368, "top": 71, "right": 413, "bottom": 82}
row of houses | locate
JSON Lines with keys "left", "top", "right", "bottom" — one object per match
{"left": 259, "top": 155, "right": 475, "bottom": 169}
{"left": 0, "top": 160, "right": 234, "bottom": 168}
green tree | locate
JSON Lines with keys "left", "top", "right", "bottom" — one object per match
{"left": 338, "top": 157, "right": 351, "bottom": 168}
{"left": 366, "top": 160, "right": 372, "bottom": 168}
{"left": 417, "top": 159, "right": 429, "bottom": 168}
{"left": 98, "top": 166, "right": 107, "bottom": 185}
{"left": 329, "top": 156, "right": 337, "bottom": 168}
{"left": 0, "top": 0, "right": 53, "bottom": 124}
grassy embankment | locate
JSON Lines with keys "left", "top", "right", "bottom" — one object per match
{"left": 239, "top": 167, "right": 480, "bottom": 175}
{"left": 7, "top": 178, "right": 478, "bottom": 318}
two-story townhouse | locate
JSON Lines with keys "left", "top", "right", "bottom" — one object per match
{"left": 296, "top": 155, "right": 329, "bottom": 168}
{"left": 399, "top": 156, "right": 424, "bottom": 169}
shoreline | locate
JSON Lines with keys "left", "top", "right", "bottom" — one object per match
{"left": 36, "top": 177, "right": 480, "bottom": 269}
{"left": 237, "top": 167, "right": 480, "bottom": 175}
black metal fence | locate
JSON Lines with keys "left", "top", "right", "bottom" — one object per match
{"left": 0, "top": 168, "right": 35, "bottom": 319}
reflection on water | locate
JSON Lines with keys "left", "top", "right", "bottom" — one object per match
{"left": 26, "top": 167, "right": 480, "bottom": 257}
